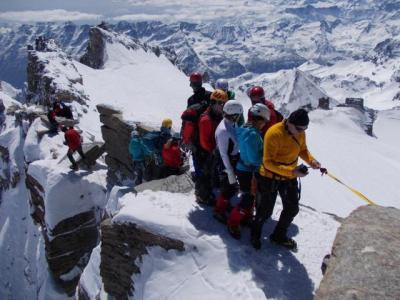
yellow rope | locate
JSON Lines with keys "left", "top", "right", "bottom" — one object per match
{"left": 325, "top": 172, "right": 376, "bottom": 206}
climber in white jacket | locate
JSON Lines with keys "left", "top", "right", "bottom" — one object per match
{"left": 213, "top": 100, "right": 243, "bottom": 223}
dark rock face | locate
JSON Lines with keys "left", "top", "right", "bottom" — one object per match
{"left": 80, "top": 27, "right": 106, "bottom": 69}
{"left": 45, "top": 211, "right": 99, "bottom": 296}
{"left": 373, "top": 38, "right": 400, "bottom": 62}
{"left": 0, "top": 145, "right": 19, "bottom": 197}
{"left": 315, "top": 205, "right": 400, "bottom": 300}
{"left": 96, "top": 104, "right": 134, "bottom": 187}
{"left": 100, "top": 219, "right": 184, "bottom": 300}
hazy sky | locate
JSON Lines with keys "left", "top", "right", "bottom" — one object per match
{"left": 0, "top": 0, "right": 278, "bottom": 23}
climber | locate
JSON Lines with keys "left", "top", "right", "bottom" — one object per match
{"left": 215, "top": 78, "right": 244, "bottom": 126}
{"left": 47, "top": 108, "right": 59, "bottom": 134}
{"left": 61, "top": 125, "right": 85, "bottom": 170}
{"left": 159, "top": 118, "right": 173, "bottom": 147}
{"left": 195, "top": 89, "right": 228, "bottom": 205}
{"left": 215, "top": 78, "right": 235, "bottom": 100}
{"left": 128, "top": 129, "right": 152, "bottom": 185}
{"left": 161, "top": 133, "right": 184, "bottom": 178}
{"left": 54, "top": 101, "right": 73, "bottom": 119}
{"left": 213, "top": 100, "right": 243, "bottom": 225}
{"left": 248, "top": 86, "right": 283, "bottom": 136}
{"left": 225, "top": 103, "right": 270, "bottom": 239}
{"left": 250, "top": 108, "right": 323, "bottom": 251}
{"left": 187, "top": 72, "right": 211, "bottom": 108}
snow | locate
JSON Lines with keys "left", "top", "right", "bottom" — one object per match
{"left": 1, "top": 10, "right": 400, "bottom": 299}
{"left": 304, "top": 107, "right": 400, "bottom": 216}
{"left": 28, "top": 158, "right": 107, "bottom": 230}
{"left": 103, "top": 188, "right": 338, "bottom": 300}
{"left": 75, "top": 35, "right": 192, "bottom": 135}
{"left": 299, "top": 59, "right": 400, "bottom": 110}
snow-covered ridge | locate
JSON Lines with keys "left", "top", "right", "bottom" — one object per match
{"left": 26, "top": 36, "right": 88, "bottom": 106}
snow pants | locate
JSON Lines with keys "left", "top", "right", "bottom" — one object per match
{"left": 194, "top": 149, "right": 216, "bottom": 204}
{"left": 227, "top": 170, "right": 254, "bottom": 227}
{"left": 133, "top": 161, "right": 145, "bottom": 186}
{"left": 251, "top": 174, "right": 300, "bottom": 240}
{"left": 67, "top": 146, "right": 85, "bottom": 166}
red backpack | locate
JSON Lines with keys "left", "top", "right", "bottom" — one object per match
{"left": 162, "top": 143, "right": 183, "bottom": 168}
{"left": 181, "top": 101, "right": 208, "bottom": 147}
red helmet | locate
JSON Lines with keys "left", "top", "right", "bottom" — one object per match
{"left": 249, "top": 86, "right": 265, "bottom": 99}
{"left": 190, "top": 72, "right": 202, "bottom": 83}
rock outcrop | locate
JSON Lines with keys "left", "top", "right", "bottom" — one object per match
{"left": 100, "top": 219, "right": 184, "bottom": 300}
{"left": 97, "top": 104, "right": 135, "bottom": 187}
{"left": 80, "top": 24, "right": 152, "bottom": 70}
{"left": 79, "top": 27, "right": 106, "bottom": 69}
{"left": 315, "top": 205, "right": 400, "bottom": 300}
{"left": 25, "top": 165, "right": 107, "bottom": 296}
{"left": 26, "top": 36, "right": 88, "bottom": 106}
{"left": 97, "top": 104, "right": 160, "bottom": 187}
{"left": 135, "top": 173, "right": 193, "bottom": 194}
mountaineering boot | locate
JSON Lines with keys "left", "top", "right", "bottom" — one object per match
{"left": 214, "top": 194, "right": 229, "bottom": 213}
{"left": 250, "top": 235, "right": 261, "bottom": 250}
{"left": 227, "top": 225, "right": 241, "bottom": 240}
{"left": 250, "top": 225, "right": 262, "bottom": 249}
{"left": 213, "top": 211, "right": 227, "bottom": 224}
{"left": 196, "top": 194, "right": 214, "bottom": 206}
{"left": 70, "top": 164, "right": 79, "bottom": 171}
{"left": 270, "top": 235, "right": 298, "bottom": 252}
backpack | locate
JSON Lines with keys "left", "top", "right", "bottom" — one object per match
{"left": 181, "top": 101, "right": 208, "bottom": 146}
{"left": 142, "top": 131, "right": 162, "bottom": 154}
{"left": 236, "top": 126, "right": 263, "bottom": 168}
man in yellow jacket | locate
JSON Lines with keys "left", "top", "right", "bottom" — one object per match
{"left": 250, "top": 108, "right": 321, "bottom": 250}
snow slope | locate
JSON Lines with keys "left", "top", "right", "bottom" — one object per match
{"left": 75, "top": 32, "right": 192, "bottom": 137}
{"left": 73, "top": 29, "right": 400, "bottom": 299}
{"left": 79, "top": 188, "right": 339, "bottom": 300}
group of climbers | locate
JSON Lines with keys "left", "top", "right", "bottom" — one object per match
{"left": 45, "top": 100, "right": 86, "bottom": 170}
{"left": 47, "top": 101, "right": 74, "bottom": 134}
{"left": 128, "top": 118, "right": 186, "bottom": 185}
{"left": 180, "top": 72, "right": 323, "bottom": 251}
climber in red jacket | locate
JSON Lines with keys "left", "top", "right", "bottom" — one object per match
{"left": 61, "top": 126, "right": 85, "bottom": 170}
{"left": 161, "top": 135, "right": 184, "bottom": 177}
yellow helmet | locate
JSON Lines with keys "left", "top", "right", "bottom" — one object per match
{"left": 162, "top": 118, "right": 172, "bottom": 128}
{"left": 210, "top": 89, "right": 228, "bottom": 102}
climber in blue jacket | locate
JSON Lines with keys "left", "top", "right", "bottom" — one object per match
{"left": 226, "top": 103, "right": 271, "bottom": 239}
{"left": 128, "top": 129, "right": 152, "bottom": 185}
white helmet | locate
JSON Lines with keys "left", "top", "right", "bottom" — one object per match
{"left": 249, "top": 103, "right": 270, "bottom": 121}
{"left": 223, "top": 100, "right": 243, "bottom": 115}
{"left": 215, "top": 78, "right": 229, "bottom": 91}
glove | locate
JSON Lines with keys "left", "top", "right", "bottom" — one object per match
{"left": 226, "top": 169, "right": 237, "bottom": 185}
{"left": 310, "top": 159, "right": 321, "bottom": 169}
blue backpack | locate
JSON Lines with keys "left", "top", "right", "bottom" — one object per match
{"left": 142, "top": 131, "right": 163, "bottom": 165}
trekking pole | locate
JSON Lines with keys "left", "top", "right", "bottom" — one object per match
{"left": 318, "top": 168, "right": 377, "bottom": 206}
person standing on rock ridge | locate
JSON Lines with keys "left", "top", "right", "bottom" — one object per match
{"left": 187, "top": 72, "right": 211, "bottom": 108}
{"left": 250, "top": 108, "right": 322, "bottom": 251}
{"left": 61, "top": 125, "right": 85, "bottom": 170}
{"left": 248, "top": 86, "right": 283, "bottom": 137}
{"left": 226, "top": 103, "right": 270, "bottom": 239}
{"left": 195, "top": 89, "right": 228, "bottom": 205}
{"left": 213, "top": 100, "right": 243, "bottom": 226}
{"left": 129, "top": 129, "right": 152, "bottom": 185}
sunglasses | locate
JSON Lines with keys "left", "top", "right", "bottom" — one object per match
{"left": 295, "top": 125, "right": 308, "bottom": 131}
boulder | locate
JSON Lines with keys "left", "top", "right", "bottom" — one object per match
{"left": 315, "top": 205, "right": 400, "bottom": 300}
{"left": 100, "top": 219, "right": 184, "bottom": 300}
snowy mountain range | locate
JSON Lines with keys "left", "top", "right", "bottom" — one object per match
{"left": 0, "top": 1, "right": 400, "bottom": 299}
{"left": 1, "top": 0, "right": 399, "bottom": 107}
